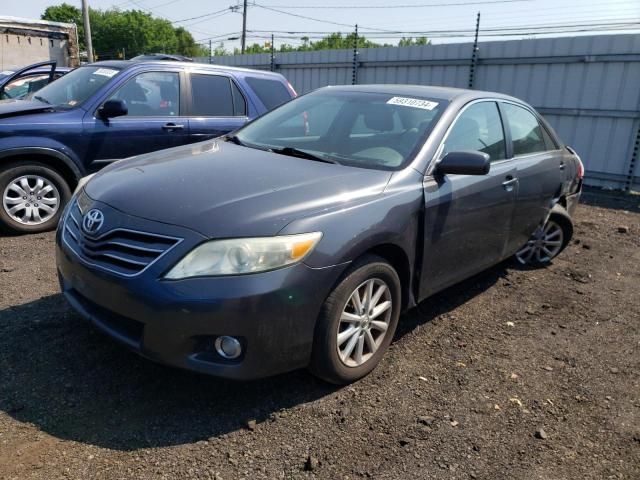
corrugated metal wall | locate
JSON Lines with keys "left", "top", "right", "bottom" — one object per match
{"left": 197, "top": 33, "right": 640, "bottom": 190}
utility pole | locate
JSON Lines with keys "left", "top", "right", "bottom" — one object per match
{"left": 241, "top": 0, "right": 248, "bottom": 54}
{"left": 81, "top": 0, "right": 94, "bottom": 62}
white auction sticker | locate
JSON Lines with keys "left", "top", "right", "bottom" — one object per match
{"left": 386, "top": 97, "right": 439, "bottom": 110}
{"left": 93, "top": 68, "right": 118, "bottom": 78}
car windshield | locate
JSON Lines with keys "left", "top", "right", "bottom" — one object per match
{"left": 234, "top": 90, "right": 447, "bottom": 170}
{"left": 26, "top": 65, "right": 121, "bottom": 108}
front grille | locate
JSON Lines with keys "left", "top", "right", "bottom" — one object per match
{"left": 63, "top": 201, "right": 182, "bottom": 277}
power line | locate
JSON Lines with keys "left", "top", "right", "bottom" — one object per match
{"left": 244, "top": 20, "right": 640, "bottom": 38}
{"left": 258, "top": 0, "right": 533, "bottom": 8}
{"left": 253, "top": 4, "right": 397, "bottom": 32}
{"left": 182, "top": 10, "right": 234, "bottom": 27}
{"left": 172, "top": 7, "right": 233, "bottom": 24}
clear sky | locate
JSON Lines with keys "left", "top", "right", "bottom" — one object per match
{"left": 4, "top": 0, "right": 639, "bottom": 52}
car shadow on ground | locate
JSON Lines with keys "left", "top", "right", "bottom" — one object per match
{"left": 0, "top": 262, "right": 510, "bottom": 451}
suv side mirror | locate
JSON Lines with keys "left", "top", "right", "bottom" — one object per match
{"left": 99, "top": 99, "right": 128, "bottom": 118}
{"left": 437, "top": 150, "right": 490, "bottom": 175}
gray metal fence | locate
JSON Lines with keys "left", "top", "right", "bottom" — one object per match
{"left": 197, "top": 33, "right": 640, "bottom": 191}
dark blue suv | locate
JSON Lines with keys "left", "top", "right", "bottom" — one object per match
{"left": 0, "top": 60, "right": 296, "bottom": 234}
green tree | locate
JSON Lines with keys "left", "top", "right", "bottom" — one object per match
{"left": 42, "top": 3, "right": 84, "bottom": 48}
{"left": 175, "top": 27, "right": 208, "bottom": 57}
{"left": 42, "top": 4, "right": 207, "bottom": 59}
{"left": 398, "top": 36, "right": 430, "bottom": 46}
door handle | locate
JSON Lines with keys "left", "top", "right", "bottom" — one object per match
{"left": 559, "top": 161, "right": 565, "bottom": 170}
{"left": 502, "top": 176, "right": 518, "bottom": 192}
{"left": 162, "top": 123, "right": 184, "bottom": 132}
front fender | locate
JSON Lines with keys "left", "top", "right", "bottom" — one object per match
{"left": 281, "top": 169, "right": 424, "bottom": 271}
{"left": 0, "top": 143, "right": 83, "bottom": 180}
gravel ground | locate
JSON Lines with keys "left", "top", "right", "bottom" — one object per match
{"left": 1, "top": 193, "right": 639, "bottom": 480}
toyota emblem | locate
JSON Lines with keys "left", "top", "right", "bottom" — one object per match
{"left": 82, "top": 209, "right": 104, "bottom": 234}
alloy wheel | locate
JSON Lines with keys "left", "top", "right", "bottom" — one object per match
{"left": 2, "top": 175, "right": 60, "bottom": 226}
{"left": 337, "top": 278, "right": 393, "bottom": 368}
{"left": 516, "top": 219, "right": 564, "bottom": 265}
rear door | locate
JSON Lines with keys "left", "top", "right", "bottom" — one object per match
{"left": 83, "top": 69, "right": 190, "bottom": 170}
{"left": 186, "top": 73, "right": 248, "bottom": 142}
{"left": 420, "top": 100, "right": 517, "bottom": 297}
{"left": 499, "top": 102, "right": 565, "bottom": 255}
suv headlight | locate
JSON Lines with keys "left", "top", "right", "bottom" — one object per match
{"left": 164, "top": 232, "right": 322, "bottom": 279}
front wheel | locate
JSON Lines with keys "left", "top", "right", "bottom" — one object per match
{"left": 515, "top": 206, "right": 573, "bottom": 266}
{"left": 0, "top": 162, "right": 72, "bottom": 234}
{"left": 309, "top": 255, "right": 401, "bottom": 384}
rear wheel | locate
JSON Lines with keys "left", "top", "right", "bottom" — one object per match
{"left": 515, "top": 205, "right": 572, "bottom": 266}
{"left": 0, "top": 162, "right": 71, "bottom": 234}
{"left": 309, "top": 255, "right": 401, "bottom": 384}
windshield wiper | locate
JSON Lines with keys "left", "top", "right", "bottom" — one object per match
{"left": 270, "top": 146, "right": 340, "bottom": 165}
{"left": 33, "top": 95, "right": 51, "bottom": 105}
{"left": 225, "top": 134, "right": 245, "bottom": 146}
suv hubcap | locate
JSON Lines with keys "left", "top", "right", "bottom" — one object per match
{"left": 337, "top": 278, "right": 392, "bottom": 368}
{"left": 3, "top": 175, "right": 60, "bottom": 225}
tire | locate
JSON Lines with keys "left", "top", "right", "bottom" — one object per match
{"left": 309, "top": 255, "right": 401, "bottom": 384}
{"left": 515, "top": 204, "right": 573, "bottom": 266}
{"left": 0, "top": 162, "right": 72, "bottom": 234}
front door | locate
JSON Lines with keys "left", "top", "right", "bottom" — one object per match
{"left": 419, "top": 100, "right": 517, "bottom": 298}
{"left": 82, "top": 70, "right": 189, "bottom": 171}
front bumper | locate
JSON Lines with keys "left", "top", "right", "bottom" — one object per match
{"left": 56, "top": 201, "right": 346, "bottom": 380}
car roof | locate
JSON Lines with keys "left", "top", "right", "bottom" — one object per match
{"left": 319, "top": 84, "right": 523, "bottom": 104}
{"left": 25, "top": 66, "right": 72, "bottom": 73}
{"left": 88, "top": 60, "right": 286, "bottom": 79}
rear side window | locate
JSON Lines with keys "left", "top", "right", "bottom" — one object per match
{"left": 246, "top": 77, "right": 292, "bottom": 110}
{"left": 231, "top": 81, "right": 247, "bottom": 116}
{"left": 444, "top": 101, "right": 506, "bottom": 162}
{"left": 191, "top": 74, "right": 234, "bottom": 116}
{"left": 541, "top": 125, "right": 558, "bottom": 150}
{"left": 501, "top": 103, "right": 546, "bottom": 156}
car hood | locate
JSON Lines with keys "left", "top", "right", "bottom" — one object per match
{"left": 85, "top": 140, "right": 392, "bottom": 238}
{"left": 0, "top": 99, "right": 53, "bottom": 118}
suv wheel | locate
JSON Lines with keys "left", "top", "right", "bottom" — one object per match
{"left": 0, "top": 162, "right": 71, "bottom": 234}
{"left": 309, "top": 255, "right": 401, "bottom": 384}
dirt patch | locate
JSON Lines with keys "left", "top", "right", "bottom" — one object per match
{"left": 1, "top": 197, "right": 639, "bottom": 479}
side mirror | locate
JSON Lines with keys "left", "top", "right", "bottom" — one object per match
{"left": 99, "top": 99, "right": 128, "bottom": 118}
{"left": 437, "top": 150, "right": 490, "bottom": 176}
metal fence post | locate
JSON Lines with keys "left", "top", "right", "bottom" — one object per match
{"left": 270, "top": 33, "right": 275, "bottom": 71}
{"left": 468, "top": 12, "right": 480, "bottom": 89}
{"left": 352, "top": 24, "right": 359, "bottom": 85}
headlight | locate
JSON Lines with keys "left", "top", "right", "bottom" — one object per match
{"left": 164, "top": 232, "right": 322, "bottom": 279}
{"left": 74, "top": 173, "right": 96, "bottom": 194}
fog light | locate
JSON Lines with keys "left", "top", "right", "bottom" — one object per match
{"left": 214, "top": 336, "right": 242, "bottom": 359}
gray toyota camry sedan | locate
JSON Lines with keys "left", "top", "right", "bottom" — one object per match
{"left": 56, "top": 85, "right": 583, "bottom": 384}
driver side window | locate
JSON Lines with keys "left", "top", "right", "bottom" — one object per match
{"left": 106, "top": 71, "right": 180, "bottom": 117}
{"left": 444, "top": 101, "right": 506, "bottom": 162}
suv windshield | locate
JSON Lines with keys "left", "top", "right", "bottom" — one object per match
{"left": 234, "top": 90, "right": 446, "bottom": 170}
{"left": 27, "top": 66, "right": 121, "bottom": 109}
